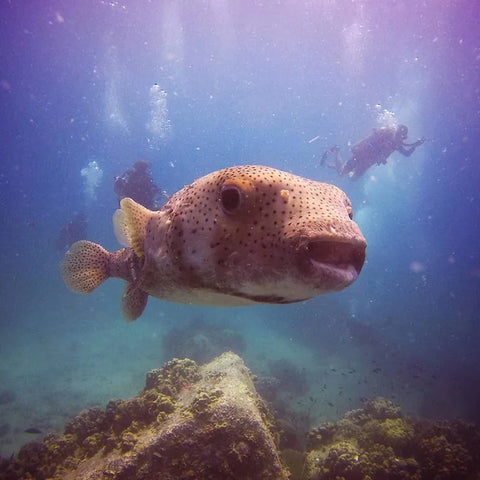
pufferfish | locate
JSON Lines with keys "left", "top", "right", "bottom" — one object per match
{"left": 61, "top": 165, "right": 366, "bottom": 320}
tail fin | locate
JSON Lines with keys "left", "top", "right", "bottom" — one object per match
{"left": 61, "top": 240, "right": 110, "bottom": 294}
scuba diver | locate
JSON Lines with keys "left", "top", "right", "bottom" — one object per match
{"left": 321, "top": 124, "right": 426, "bottom": 179}
{"left": 113, "top": 160, "right": 162, "bottom": 209}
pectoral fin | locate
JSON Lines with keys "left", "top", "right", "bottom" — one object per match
{"left": 113, "top": 208, "right": 131, "bottom": 248}
{"left": 116, "top": 198, "right": 153, "bottom": 257}
{"left": 122, "top": 284, "right": 148, "bottom": 321}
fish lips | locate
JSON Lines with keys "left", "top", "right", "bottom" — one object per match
{"left": 301, "top": 238, "right": 366, "bottom": 290}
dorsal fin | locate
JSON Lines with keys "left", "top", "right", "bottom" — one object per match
{"left": 117, "top": 198, "right": 152, "bottom": 257}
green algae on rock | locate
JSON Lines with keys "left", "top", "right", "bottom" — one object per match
{"left": 0, "top": 353, "right": 289, "bottom": 480}
{"left": 304, "top": 397, "right": 480, "bottom": 480}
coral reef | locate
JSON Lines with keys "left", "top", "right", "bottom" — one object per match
{"left": 2, "top": 365, "right": 480, "bottom": 480}
{"left": 0, "top": 353, "right": 288, "bottom": 480}
{"left": 304, "top": 397, "right": 480, "bottom": 480}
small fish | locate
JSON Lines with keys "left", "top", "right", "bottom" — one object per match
{"left": 24, "top": 427, "right": 42, "bottom": 434}
{"left": 61, "top": 165, "right": 366, "bottom": 320}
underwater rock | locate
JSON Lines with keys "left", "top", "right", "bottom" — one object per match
{"left": 268, "top": 358, "right": 308, "bottom": 396}
{"left": 255, "top": 375, "right": 281, "bottom": 403}
{"left": 0, "top": 353, "right": 288, "bottom": 480}
{"left": 162, "top": 319, "right": 246, "bottom": 365}
{"left": 304, "top": 397, "right": 480, "bottom": 480}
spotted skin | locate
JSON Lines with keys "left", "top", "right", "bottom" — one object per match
{"left": 61, "top": 165, "right": 366, "bottom": 320}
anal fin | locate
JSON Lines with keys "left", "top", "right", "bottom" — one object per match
{"left": 122, "top": 284, "right": 148, "bottom": 321}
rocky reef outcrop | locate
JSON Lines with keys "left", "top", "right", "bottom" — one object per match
{"left": 0, "top": 352, "right": 288, "bottom": 480}
{"left": 304, "top": 397, "right": 480, "bottom": 480}
{"left": 2, "top": 354, "right": 480, "bottom": 480}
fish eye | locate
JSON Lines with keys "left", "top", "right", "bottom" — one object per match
{"left": 220, "top": 185, "right": 243, "bottom": 214}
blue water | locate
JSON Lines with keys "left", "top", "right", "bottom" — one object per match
{"left": 1, "top": 0, "right": 479, "bottom": 457}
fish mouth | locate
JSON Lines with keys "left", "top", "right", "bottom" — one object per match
{"left": 304, "top": 239, "right": 366, "bottom": 288}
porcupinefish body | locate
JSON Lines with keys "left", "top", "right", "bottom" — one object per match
{"left": 61, "top": 165, "right": 366, "bottom": 320}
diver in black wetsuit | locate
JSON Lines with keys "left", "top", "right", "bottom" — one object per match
{"left": 321, "top": 125, "right": 425, "bottom": 179}
{"left": 113, "top": 160, "right": 162, "bottom": 209}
